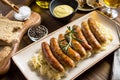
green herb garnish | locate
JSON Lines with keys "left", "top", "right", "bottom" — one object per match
{"left": 59, "top": 26, "right": 83, "bottom": 53}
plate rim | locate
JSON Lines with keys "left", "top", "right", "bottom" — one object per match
{"left": 77, "top": 5, "right": 95, "bottom": 11}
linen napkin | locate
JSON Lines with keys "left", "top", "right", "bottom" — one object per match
{"left": 111, "top": 22, "right": 120, "bottom": 80}
{"left": 112, "top": 49, "right": 120, "bottom": 80}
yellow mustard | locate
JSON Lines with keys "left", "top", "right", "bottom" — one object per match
{"left": 53, "top": 5, "right": 74, "bottom": 18}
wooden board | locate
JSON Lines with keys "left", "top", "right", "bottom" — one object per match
{"left": 0, "top": 9, "right": 41, "bottom": 75}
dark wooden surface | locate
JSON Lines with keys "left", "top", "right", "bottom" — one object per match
{"left": 0, "top": 0, "right": 120, "bottom": 80}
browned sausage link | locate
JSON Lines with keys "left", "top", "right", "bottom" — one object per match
{"left": 65, "top": 30, "right": 87, "bottom": 58}
{"left": 58, "top": 34, "right": 81, "bottom": 61}
{"left": 81, "top": 22, "right": 101, "bottom": 50}
{"left": 72, "top": 25, "right": 92, "bottom": 51}
{"left": 41, "top": 42, "right": 65, "bottom": 72}
{"left": 88, "top": 18, "right": 107, "bottom": 44}
{"left": 71, "top": 39, "right": 87, "bottom": 58}
{"left": 50, "top": 37, "right": 75, "bottom": 68}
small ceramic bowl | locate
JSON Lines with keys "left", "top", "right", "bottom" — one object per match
{"left": 28, "top": 25, "right": 48, "bottom": 41}
{"left": 49, "top": 0, "right": 78, "bottom": 21}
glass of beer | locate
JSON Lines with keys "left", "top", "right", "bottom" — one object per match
{"left": 36, "top": 0, "right": 51, "bottom": 9}
{"left": 101, "top": 0, "right": 120, "bottom": 19}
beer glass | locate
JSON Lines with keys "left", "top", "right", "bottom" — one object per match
{"left": 101, "top": 0, "right": 120, "bottom": 19}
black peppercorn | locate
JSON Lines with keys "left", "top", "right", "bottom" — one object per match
{"left": 28, "top": 25, "right": 48, "bottom": 41}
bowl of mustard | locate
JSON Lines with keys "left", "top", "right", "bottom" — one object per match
{"left": 49, "top": 0, "right": 78, "bottom": 21}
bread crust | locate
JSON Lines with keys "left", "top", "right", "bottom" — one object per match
{"left": 0, "top": 17, "right": 23, "bottom": 45}
{"left": 0, "top": 46, "right": 12, "bottom": 67}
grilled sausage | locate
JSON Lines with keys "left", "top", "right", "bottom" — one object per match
{"left": 88, "top": 18, "right": 107, "bottom": 44}
{"left": 58, "top": 34, "right": 81, "bottom": 61}
{"left": 65, "top": 30, "right": 87, "bottom": 59}
{"left": 41, "top": 42, "right": 65, "bottom": 72}
{"left": 72, "top": 25, "right": 92, "bottom": 51}
{"left": 81, "top": 21, "right": 101, "bottom": 50}
{"left": 50, "top": 37, "right": 75, "bottom": 68}
{"left": 71, "top": 39, "right": 87, "bottom": 59}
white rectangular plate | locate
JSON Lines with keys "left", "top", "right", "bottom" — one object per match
{"left": 12, "top": 11, "right": 120, "bottom": 80}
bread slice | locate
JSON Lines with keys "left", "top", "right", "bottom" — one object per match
{"left": 0, "top": 17, "right": 23, "bottom": 45}
{"left": 0, "top": 46, "right": 12, "bottom": 67}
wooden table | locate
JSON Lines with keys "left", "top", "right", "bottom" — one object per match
{"left": 0, "top": 0, "right": 120, "bottom": 80}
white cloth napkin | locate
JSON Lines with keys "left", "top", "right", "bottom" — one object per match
{"left": 112, "top": 49, "right": 120, "bottom": 80}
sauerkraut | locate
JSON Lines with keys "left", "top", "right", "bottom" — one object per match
{"left": 29, "top": 49, "right": 66, "bottom": 80}
{"left": 97, "top": 22, "right": 113, "bottom": 50}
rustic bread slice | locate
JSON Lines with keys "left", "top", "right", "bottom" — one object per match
{"left": 0, "top": 17, "right": 23, "bottom": 45}
{"left": 0, "top": 46, "right": 12, "bottom": 67}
